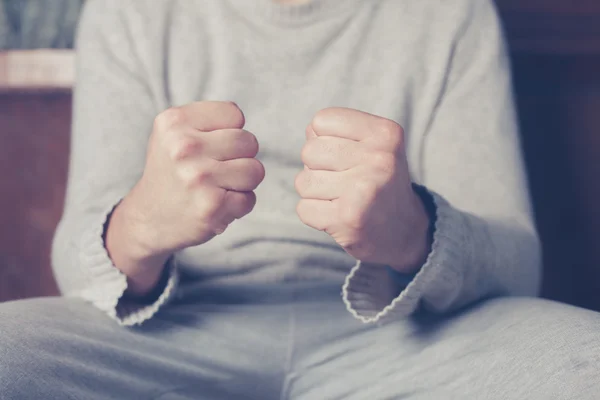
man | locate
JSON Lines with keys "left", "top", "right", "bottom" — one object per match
{"left": 1, "top": 0, "right": 599, "bottom": 398}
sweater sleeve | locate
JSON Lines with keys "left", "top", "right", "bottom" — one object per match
{"left": 51, "top": 0, "right": 178, "bottom": 326}
{"left": 342, "top": 0, "right": 542, "bottom": 322}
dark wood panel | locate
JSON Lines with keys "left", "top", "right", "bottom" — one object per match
{"left": 495, "top": 0, "right": 600, "bottom": 54}
{"left": 493, "top": 0, "right": 600, "bottom": 310}
{"left": 0, "top": 92, "right": 69, "bottom": 301}
{"left": 512, "top": 55, "right": 600, "bottom": 310}
{"left": 497, "top": 0, "right": 600, "bottom": 14}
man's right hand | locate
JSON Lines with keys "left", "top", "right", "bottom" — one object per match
{"left": 105, "top": 101, "right": 264, "bottom": 297}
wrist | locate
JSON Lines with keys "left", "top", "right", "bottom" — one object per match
{"left": 121, "top": 254, "right": 171, "bottom": 297}
{"left": 121, "top": 258, "right": 174, "bottom": 303}
{"left": 104, "top": 194, "right": 171, "bottom": 296}
{"left": 388, "top": 214, "right": 428, "bottom": 274}
{"left": 115, "top": 181, "right": 177, "bottom": 260}
{"left": 388, "top": 184, "right": 436, "bottom": 274}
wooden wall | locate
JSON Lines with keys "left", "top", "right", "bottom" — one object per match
{"left": 496, "top": 0, "right": 600, "bottom": 310}
{"left": 0, "top": 91, "right": 69, "bottom": 300}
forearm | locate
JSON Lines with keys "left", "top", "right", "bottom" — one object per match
{"left": 342, "top": 190, "right": 541, "bottom": 323}
{"left": 104, "top": 185, "right": 172, "bottom": 298}
{"left": 418, "top": 191, "right": 541, "bottom": 312}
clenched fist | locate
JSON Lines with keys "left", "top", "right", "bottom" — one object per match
{"left": 295, "top": 108, "right": 431, "bottom": 274}
{"left": 106, "top": 101, "right": 264, "bottom": 295}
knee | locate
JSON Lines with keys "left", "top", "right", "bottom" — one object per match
{"left": 473, "top": 297, "right": 600, "bottom": 385}
{"left": 410, "top": 298, "right": 600, "bottom": 397}
{"left": 475, "top": 296, "right": 600, "bottom": 329}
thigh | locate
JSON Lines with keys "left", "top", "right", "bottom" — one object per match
{"left": 0, "top": 296, "right": 289, "bottom": 400}
{"left": 287, "top": 297, "right": 600, "bottom": 400}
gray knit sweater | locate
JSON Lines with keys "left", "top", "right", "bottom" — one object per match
{"left": 51, "top": 0, "right": 541, "bottom": 326}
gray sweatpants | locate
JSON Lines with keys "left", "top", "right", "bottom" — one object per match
{"left": 1, "top": 282, "right": 599, "bottom": 400}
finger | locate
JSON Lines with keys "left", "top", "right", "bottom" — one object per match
{"left": 213, "top": 158, "right": 265, "bottom": 191}
{"left": 196, "top": 129, "right": 259, "bottom": 161}
{"left": 295, "top": 169, "right": 348, "bottom": 200}
{"left": 296, "top": 199, "right": 337, "bottom": 232}
{"left": 301, "top": 136, "right": 367, "bottom": 171}
{"left": 157, "top": 101, "right": 245, "bottom": 132}
{"left": 206, "top": 190, "right": 257, "bottom": 235}
{"left": 305, "top": 124, "right": 318, "bottom": 140}
{"left": 310, "top": 107, "right": 403, "bottom": 151}
{"left": 223, "top": 190, "right": 257, "bottom": 220}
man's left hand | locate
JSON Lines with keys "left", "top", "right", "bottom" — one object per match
{"left": 295, "top": 107, "right": 431, "bottom": 274}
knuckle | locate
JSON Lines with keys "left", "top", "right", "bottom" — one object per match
{"left": 305, "top": 124, "right": 315, "bottom": 140}
{"left": 155, "top": 107, "right": 186, "bottom": 131}
{"left": 175, "top": 164, "right": 194, "bottom": 187}
{"left": 370, "top": 151, "right": 396, "bottom": 174}
{"left": 246, "top": 158, "right": 266, "bottom": 187}
{"left": 374, "top": 118, "right": 404, "bottom": 149}
{"left": 221, "top": 101, "right": 245, "bottom": 128}
{"left": 252, "top": 158, "right": 266, "bottom": 180}
{"left": 194, "top": 168, "right": 212, "bottom": 186}
{"left": 316, "top": 138, "right": 337, "bottom": 156}
{"left": 199, "top": 190, "right": 226, "bottom": 217}
{"left": 169, "top": 135, "right": 201, "bottom": 161}
{"left": 294, "top": 171, "right": 306, "bottom": 194}
{"left": 238, "top": 130, "right": 259, "bottom": 156}
{"left": 178, "top": 164, "right": 211, "bottom": 188}
{"left": 239, "top": 192, "right": 257, "bottom": 215}
{"left": 300, "top": 142, "right": 314, "bottom": 164}
{"left": 312, "top": 107, "right": 336, "bottom": 130}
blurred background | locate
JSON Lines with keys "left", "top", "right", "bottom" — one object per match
{"left": 1, "top": 0, "right": 599, "bottom": 310}
{"left": 0, "top": 0, "right": 84, "bottom": 49}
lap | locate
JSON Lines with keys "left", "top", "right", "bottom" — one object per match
{"left": 2, "top": 292, "right": 599, "bottom": 400}
{"left": 0, "top": 296, "right": 289, "bottom": 400}
{"left": 288, "top": 297, "right": 600, "bottom": 400}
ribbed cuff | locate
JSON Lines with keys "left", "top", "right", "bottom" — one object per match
{"left": 76, "top": 197, "right": 179, "bottom": 326}
{"left": 116, "top": 260, "right": 179, "bottom": 326}
{"left": 342, "top": 188, "right": 466, "bottom": 323}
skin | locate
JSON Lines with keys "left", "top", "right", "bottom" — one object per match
{"left": 106, "top": 101, "right": 430, "bottom": 298}
{"left": 106, "top": 102, "right": 265, "bottom": 296}
{"left": 106, "top": 2, "right": 430, "bottom": 299}
{"left": 296, "top": 108, "right": 430, "bottom": 273}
